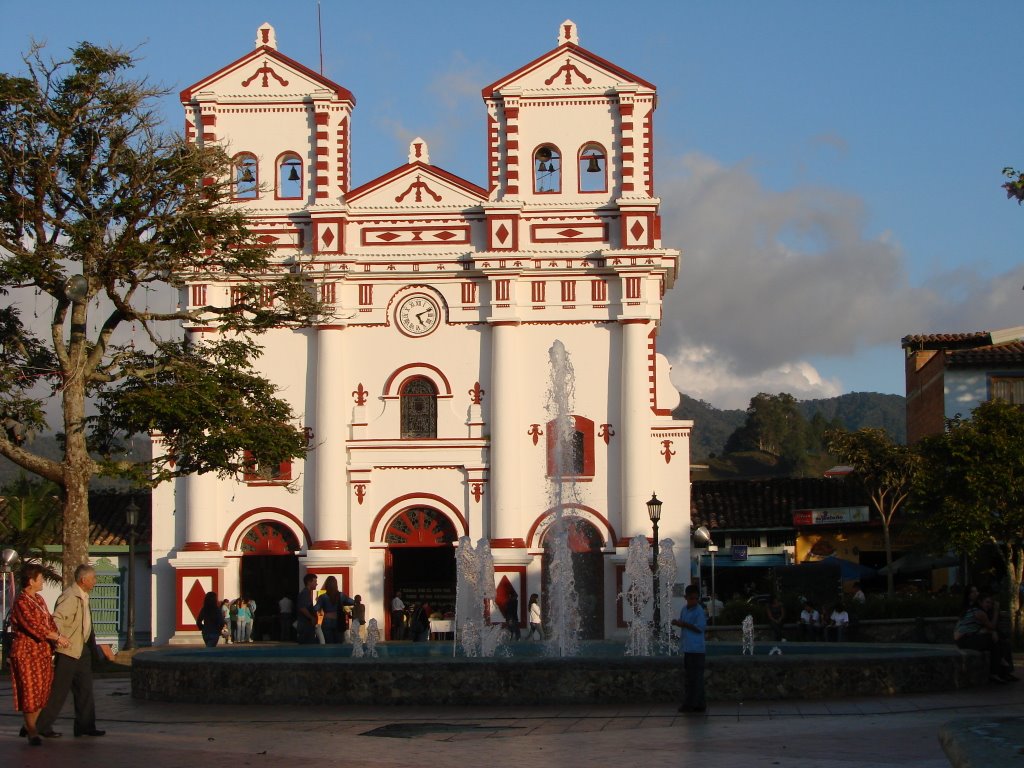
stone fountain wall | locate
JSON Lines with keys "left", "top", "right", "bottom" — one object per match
{"left": 132, "top": 645, "right": 987, "bottom": 705}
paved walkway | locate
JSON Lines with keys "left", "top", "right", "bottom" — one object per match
{"left": 2, "top": 673, "right": 1023, "bottom": 767}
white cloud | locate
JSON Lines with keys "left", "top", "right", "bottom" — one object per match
{"left": 655, "top": 152, "right": 1024, "bottom": 410}
{"left": 667, "top": 343, "right": 842, "bottom": 410}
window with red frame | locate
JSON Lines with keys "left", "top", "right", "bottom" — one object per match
{"left": 545, "top": 415, "right": 595, "bottom": 477}
{"left": 242, "top": 450, "right": 292, "bottom": 484}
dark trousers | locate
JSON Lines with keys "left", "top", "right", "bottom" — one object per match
{"left": 957, "top": 633, "right": 1002, "bottom": 675}
{"left": 682, "top": 652, "right": 706, "bottom": 710}
{"left": 37, "top": 648, "right": 96, "bottom": 733}
{"left": 391, "top": 611, "right": 405, "bottom": 640}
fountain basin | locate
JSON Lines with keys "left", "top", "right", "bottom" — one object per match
{"left": 131, "top": 642, "right": 986, "bottom": 705}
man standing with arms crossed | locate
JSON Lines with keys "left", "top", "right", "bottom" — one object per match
{"left": 36, "top": 563, "right": 107, "bottom": 737}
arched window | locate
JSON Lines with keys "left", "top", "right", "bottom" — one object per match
{"left": 534, "top": 144, "right": 561, "bottom": 193}
{"left": 578, "top": 143, "right": 607, "bottom": 193}
{"left": 233, "top": 153, "right": 258, "bottom": 199}
{"left": 277, "top": 153, "right": 303, "bottom": 199}
{"left": 400, "top": 377, "right": 438, "bottom": 438}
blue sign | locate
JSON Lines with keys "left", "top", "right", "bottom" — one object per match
{"left": 731, "top": 545, "right": 748, "bottom": 561}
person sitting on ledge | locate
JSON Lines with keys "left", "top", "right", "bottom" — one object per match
{"left": 954, "top": 586, "right": 1018, "bottom": 683}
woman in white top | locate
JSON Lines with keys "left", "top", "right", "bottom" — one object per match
{"left": 828, "top": 601, "right": 850, "bottom": 642}
{"left": 525, "top": 594, "right": 542, "bottom": 640}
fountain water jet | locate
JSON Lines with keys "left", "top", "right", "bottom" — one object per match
{"left": 542, "top": 340, "right": 582, "bottom": 657}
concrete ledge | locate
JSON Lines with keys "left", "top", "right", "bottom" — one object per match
{"left": 132, "top": 643, "right": 988, "bottom": 706}
{"left": 939, "top": 717, "right": 1024, "bottom": 768}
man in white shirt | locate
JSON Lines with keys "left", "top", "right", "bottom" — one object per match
{"left": 390, "top": 591, "right": 406, "bottom": 640}
{"left": 278, "top": 594, "right": 293, "bottom": 641}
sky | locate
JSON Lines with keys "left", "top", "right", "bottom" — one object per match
{"left": 3, "top": 0, "right": 1022, "bottom": 410}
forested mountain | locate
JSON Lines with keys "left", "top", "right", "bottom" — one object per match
{"left": 674, "top": 390, "right": 906, "bottom": 462}
{"left": 0, "top": 435, "right": 151, "bottom": 489}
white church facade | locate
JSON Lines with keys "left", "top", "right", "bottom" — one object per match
{"left": 151, "top": 20, "right": 693, "bottom": 644}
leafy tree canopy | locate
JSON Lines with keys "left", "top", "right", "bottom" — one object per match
{"left": 0, "top": 42, "right": 319, "bottom": 581}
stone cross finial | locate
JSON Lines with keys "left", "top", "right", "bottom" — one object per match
{"left": 256, "top": 23, "right": 277, "bottom": 50}
{"left": 559, "top": 20, "right": 579, "bottom": 46}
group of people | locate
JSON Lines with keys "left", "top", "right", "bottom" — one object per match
{"left": 388, "top": 590, "right": 436, "bottom": 642}
{"left": 6, "top": 563, "right": 107, "bottom": 746}
{"left": 194, "top": 594, "right": 257, "bottom": 646}
{"left": 295, "top": 574, "right": 366, "bottom": 644}
{"left": 796, "top": 599, "right": 852, "bottom": 642}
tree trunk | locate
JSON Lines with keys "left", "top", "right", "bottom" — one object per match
{"left": 60, "top": 302, "right": 92, "bottom": 587}
{"left": 1009, "top": 546, "right": 1023, "bottom": 650}
{"left": 881, "top": 521, "right": 894, "bottom": 597}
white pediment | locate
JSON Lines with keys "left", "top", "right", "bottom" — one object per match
{"left": 348, "top": 164, "right": 486, "bottom": 211}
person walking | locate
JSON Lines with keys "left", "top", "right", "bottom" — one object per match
{"left": 526, "top": 593, "right": 542, "bottom": 640}
{"left": 36, "top": 563, "right": 107, "bottom": 738}
{"left": 350, "top": 595, "right": 366, "bottom": 642}
{"left": 8, "top": 562, "right": 70, "bottom": 745}
{"left": 196, "top": 592, "right": 225, "bottom": 648}
{"left": 671, "top": 584, "right": 707, "bottom": 714}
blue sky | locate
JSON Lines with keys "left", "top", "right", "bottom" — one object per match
{"left": 3, "top": 1, "right": 1022, "bottom": 409}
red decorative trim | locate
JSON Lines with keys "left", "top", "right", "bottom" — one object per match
{"left": 354, "top": 483, "right": 367, "bottom": 505}
{"left": 182, "top": 542, "right": 222, "bottom": 552}
{"left": 660, "top": 439, "right": 676, "bottom": 464}
{"left": 470, "top": 483, "right": 484, "bottom": 503}
{"left": 490, "top": 538, "right": 527, "bottom": 549}
{"left": 545, "top": 415, "right": 595, "bottom": 477}
{"left": 369, "top": 493, "right": 468, "bottom": 542}
{"left": 221, "top": 507, "right": 312, "bottom": 551}
{"left": 309, "top": 540, "right": 351, "bottom": 550}
{"left": 382, "top": 363, "right": 453, "bottom": 397}
{"left": 304, "top": 566, "right": 352, "bottom": 594}
{"left": 352, "top": 383, "right": 368, "bottom": 405}
{"left": 528, "top": 424, "right": 544, "bottom": 445}
{"left": 525, "top": 503, "right": 617, "bottom": 550}
{"left": 598, "top": 424, "right": 615, "bottom": 444}
{"left": 347, "top": 162, "right": 487, "bottom": 202}
{"left": 175, "top": 568, "right": 220, "bottom": 631}
{"left": 648, "top": 327, "right": 671, "bottom": 416}
{"left": 469, "top": 381, "right": 485, "bottom": 405}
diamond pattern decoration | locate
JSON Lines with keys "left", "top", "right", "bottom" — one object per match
{"left": 495, "top": 224, "right": 510, "bottom": 244}
{"left": 376, "top": 232, "right": 400, "bottom": 242}
{"left": 433, "top": 231, "right": 457, "bottom": 241}
{"left": 630, "top": 220, "right": 646, "bottom": 241}
{"left": 321, "top": 228, "right": 335, "bottom": 247}
{"left": 557, "top": 229, "right": 583, "bottom": 238}
{"left": 257, "top": 235, "right": 279, "bottom": 244}
{"left": 184, "top": 579, "right": 207, "bottom": 623}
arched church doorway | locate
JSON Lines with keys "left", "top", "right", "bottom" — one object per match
{"left": 239, "top": 522, "right": 300, "bottom": 640}
{"left": 383, "top": 507, "right": 457, "bottom": 640}
{"left": 542, "top": 516, "right": 605, "bottom": 640}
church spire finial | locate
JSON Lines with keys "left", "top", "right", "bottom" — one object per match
{"left": 256, "top": 22, "right": 277, "bottom": 50}
{"left": 559, "top": 20, "right": 578, "bottom": 46}
{"left": 409, "top": 138, "right": 430, "bottom": 165}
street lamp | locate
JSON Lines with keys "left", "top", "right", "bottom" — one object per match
{"left": 693, "top": 525, "right": 718, "bottom": 625}
{"left": 124, "top": 499, "right": 139, "bottom": 651}
{"left": 1, "top": 548, "right": 18, "bottom": 667}
{"left": 646, "top": 493, "right": 663, "bottom": 639}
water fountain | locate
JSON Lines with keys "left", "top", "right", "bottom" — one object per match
{"left": 623, "top": 534, "right": 654, "bottom": 656}
{"left": 541, "top": 340, "right": 582, "bottom": 657}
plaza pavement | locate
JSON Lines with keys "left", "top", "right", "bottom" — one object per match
{"left": 2, "top": 658, "right": 1022, "bottom": 767}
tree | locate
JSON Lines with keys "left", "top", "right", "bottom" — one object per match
{"left": 725, "top": 392, "right": 809, "bottom": 473}
{"left": 0, "top": 43, "right": 319, "bottom": 584}
{"left": 1003, "top": 166, "right": 1024, "bottom": 204}
{"left": 912, "top": 399, "right": 1024, "bottom": 645}
{"left": 0, "top": 473, "right": 63, "bottom": 582}
{"left": 826, "top": 428, "right": 919, "bottom": 596}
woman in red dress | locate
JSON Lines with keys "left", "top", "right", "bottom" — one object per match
{"left": 8, "top": 562, "right": 69, "bottom": 746}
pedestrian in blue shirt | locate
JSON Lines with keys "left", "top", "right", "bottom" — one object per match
{"left": 671, "top": 584, "right": 707, "bottom": 713}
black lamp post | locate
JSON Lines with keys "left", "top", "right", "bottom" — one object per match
{"left": 647, "top": 493, "right": 663, "bottom": 638}
{"left": 125, "top": 499, "right": 139, "bottom": 651}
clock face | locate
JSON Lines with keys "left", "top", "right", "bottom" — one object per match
{"left": 396, "top": 294, "right": 440, "bottom": 337}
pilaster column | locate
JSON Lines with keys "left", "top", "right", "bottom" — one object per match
{"left": 620, "top": 319, "right": 652, "bottom": 542}
{"left": 489, "top": 320, "right": 522, "bottom": 545}
{"left": 182, "top": 470, "right": 221, "bottom": 551}
{"left": 312, "top": 325, "right": 348, "bottom": 549}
